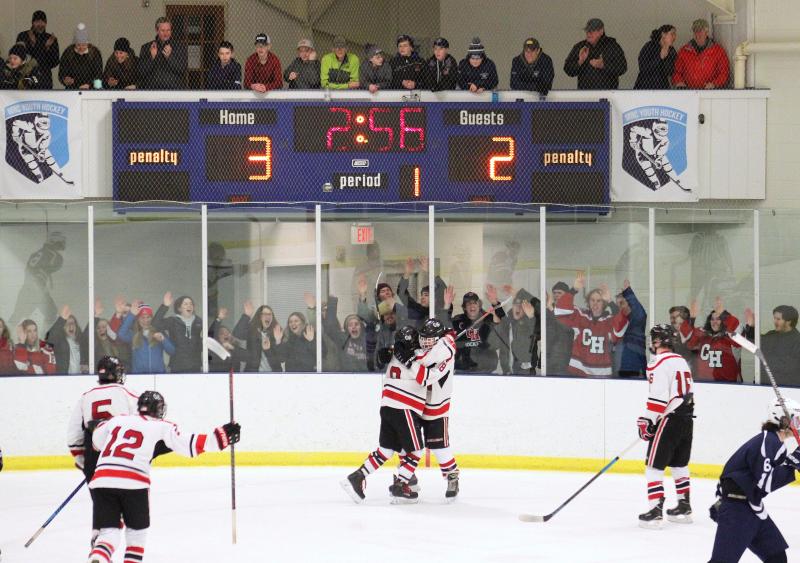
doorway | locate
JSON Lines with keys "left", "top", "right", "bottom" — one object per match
{"left": 165, "top": 4, "right": 225, "bottom": 89}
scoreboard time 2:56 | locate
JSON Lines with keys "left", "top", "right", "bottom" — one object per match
{"left": 113, "top": 100, "right": 609, "bottom": 206}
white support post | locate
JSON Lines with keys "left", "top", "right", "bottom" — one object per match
{"left": 754, "top": 209, "right": 760, "bottom": 385}
{"left": 316, "top": 205, "right": 322, "bottom": 373}
{"left": 539, "top": 206, "right": 547, "bottom": 376}
{"left": 428, "top": 205, "right": 435, "bottom": 320}
{"left": 648, "top": 208, "right": 655, "bottom": 332}
{"left": 88, "top": 205, "right": 95, "bottom": 374}
{"left": 201, "top": 205, "right": 209, "bottom": 374}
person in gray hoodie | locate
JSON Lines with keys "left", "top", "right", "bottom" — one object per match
{"left": 283, "top": 38, "right": 320, "bottom": 89}
{"left": 359, "top": 44, "right": 392, "bottom": 93}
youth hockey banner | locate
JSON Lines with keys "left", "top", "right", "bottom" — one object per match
{"left": 0, "top": 93, "right": 82, "bottom": 199}
{"left": 611, "top": 91, "right": 699, "bottom": 202}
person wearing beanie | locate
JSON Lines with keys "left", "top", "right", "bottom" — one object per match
{"left": 389, "top": 34, "right": 424, "bottom": 90}
{"left": 423, "top": 37, "right": 458, "bottom": 91}
{"left": 320, "top": 36, "right": 359, "bottom": 89}
{"left": 58, "top": 23, "right": 102, "bottom": 89}
{"left": 457, "top": 37, "right": 498, "bottom": 92}
{"left": 15, "top": 10, "right": 59, "bottom": 89}
{"left": 207, "top": 40, "right": 242, "bottom": 90}
{"left": 103, "top": 37, "right": 138, "bottom": 90}
{"left": 510, "top": 37, "right": 554, "bottom": 95}
{"left": 138, "top": 17, "right": 187, "bottom": 90}
{"left": 284, "top": 39, "right": 320, "bottom": 89}
{"left": 359, "top": 44, "right": 392, "bottom": 93}
{"left": 634, "top": 25, "right": 677, "bottom": 89}
{"left": 1, "top": 43, "right": 43, "bottom": 90}
{"left": 244, "top": 33, "right": 282, "bottom": 92}
{"left": 672, "top": 18, "right": 729, "bottom": 89}
{"left": 564, "top": 18, "right": 627, "bottom": 90}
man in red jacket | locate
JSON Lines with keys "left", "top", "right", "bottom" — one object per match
{"left": 244, "top": 33, "right": 282, "bottom": 92}
{"left": 672, "top": 18, "right": 729, "bottom": 89}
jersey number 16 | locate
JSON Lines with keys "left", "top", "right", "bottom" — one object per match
{"left": 675, "top": 371, "right": 692, "bottom": 397}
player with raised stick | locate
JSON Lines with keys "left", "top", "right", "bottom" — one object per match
{"left": 637, "top": 323, "right": 695, "bottom": 528}
{"left": 66, "top": 356, "right": 139, "bottom": 546}
{"left": 86, "top": 390, "right": 240, "bottom": 563}
{"left": 708, "top": 398, "right": 800, "bottom": 563}
{"left": 342, "top": 324, "right": 455, "bottom": 504}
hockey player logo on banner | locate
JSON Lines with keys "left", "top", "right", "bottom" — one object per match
{"left": 5, "top": 101, "right": 73, "bottom": 187}
{"left": 623, "top": 110, "right": 689, "bottom": 194}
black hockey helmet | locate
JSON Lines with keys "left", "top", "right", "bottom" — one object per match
{"left": 395, "top": 325, "right": 419, "bottom": 348}
{"left": 138, "top": 390, "right": 167, "bottom": 419}
{"left": 97, "top": 355, "right": 125, "bottom": 384}
{"left": 649, "top": 323, "right": 678, "bottom": 351}
{"left": 419, "top": 318, "right": 445, "bottom": 350}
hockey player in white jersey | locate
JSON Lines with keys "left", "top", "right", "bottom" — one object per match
{"left": 87, "top": 390, "right": 240, "bottom": 563}
{"left": 342, "top": 324, "right": 452, "bottom": 504}
{"left": 637, "top": 324, "right": 695, "bottom": 528}
{"left": 66, "top": 356, "right": 139, "bottom": 545}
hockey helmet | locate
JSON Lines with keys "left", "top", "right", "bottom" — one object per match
{"left": 649, "top": 323, "right": 678, "bottom": 351}
{"left": 138, "top": 390, "right": 167, "bottom": 419}
{"left": 34, "top": 113, "right": 50, "bottom": 132}
{"left": 652, "top": 120, "right": 668, "bottom": 138}
{"left": 97, "top": 355, "right": 125, "bottom": 384}
{"left": 767, "top": 397, "right": 800, "bottom": 430}
{"left": 419, "top": 318, "right": 445, "bottom": 350}
{"left": 395, "top": 325, "right": 419, "bottom": 349}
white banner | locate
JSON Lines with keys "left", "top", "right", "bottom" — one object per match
{"left": 611, "top": 91, "right": 699, "bottom": 202}
{"left": 0, "top": 93, "right": 82, "bottom": 199}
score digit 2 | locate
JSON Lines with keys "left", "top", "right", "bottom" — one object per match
{"left": 447, "top": 135, "right": 517, "bottom": 183}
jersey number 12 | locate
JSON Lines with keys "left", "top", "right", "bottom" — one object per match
{"left": 102, "top": 426, "right": 144, "bottom": 460}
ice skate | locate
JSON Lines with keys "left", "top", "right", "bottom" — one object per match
{"left": 445, "top": 470, "right": 459, "bottom": 502}
{"left": 392, "top": 473, "right": 420, "bottom": 493}
{"left": 638, "top": 499, "right": 664, "bottom": 529}
{"left": 389, "top": 479, "right": 419, "bottom": 504}
{"left": 340, "top": 470, "right": 366, "bottom": 504}
{"left": 666, "top": 497, "right": 693, "bottom": 523}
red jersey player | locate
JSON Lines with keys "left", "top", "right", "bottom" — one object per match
{"left": 637, "top": 324, "right": 695, "bottom": 529}
{"left": 87, "top": 391, "right": 240, "bottom": 563}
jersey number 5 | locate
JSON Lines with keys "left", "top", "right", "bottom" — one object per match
{"left": 675, "top": 371, "right": 693, "bottom": 397}
{"left": 102, "top": 427, "right": 144, "bottom": 460}
{"left": 91, "top": 399, "right": 113, "bottom": 420}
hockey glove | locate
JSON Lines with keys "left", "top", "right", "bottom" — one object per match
{"left": 393, "top": 342, "right": 415, "bottom": 368}
{"left": 214, "top": 422, "right": 242, "bottom": 450}
{"left": 637, "top": 417, "right": 656, "bottom": 441}
{"left": 377, "top": 347, "right": 393, "bottom": 367}
{"left": 709, "top": 499, "right": 721, "bottom": 523}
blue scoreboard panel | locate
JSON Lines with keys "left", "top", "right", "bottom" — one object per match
{"left": 113, "top": 100, "right": 609, "bottom": 207}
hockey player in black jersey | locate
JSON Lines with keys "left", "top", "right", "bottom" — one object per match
{"left": 708, "top": 398, "right": 800, "bottom": 563}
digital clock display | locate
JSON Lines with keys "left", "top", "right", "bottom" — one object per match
{"left": 293, "top": 106, "right": 426, "bottom": 153}
{"left": 112, "top": 100, "right": 610, "bottom": 209}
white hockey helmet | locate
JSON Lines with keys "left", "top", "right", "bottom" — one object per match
{"left": 766, "top": 397, "right": 800, "bottom": 430}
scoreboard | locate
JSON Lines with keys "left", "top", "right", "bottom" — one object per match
{"left": 113, "top": 100, "right": 610, "bottom": 207}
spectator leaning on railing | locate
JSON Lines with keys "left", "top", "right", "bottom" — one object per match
{"left": 743, "top": 305, "right": 800, "bottom": 387}
{"left": 390, "top": 34, "right": 424, "bottom": 90}
{"left": 283, "top": 39, "right": 320, "bottom": 89}
{"left": 359, "top": 44, "right": 392, "bottom": 93}
{"left": 321, "top": 36, "right": 359, "bottom": 90}
{"left": 672, "top": 18, "right": 729, "bottom": 89}
{"left": 1, "top": 44, "right": 43, "bottom": 90}
{"left": 103, "top": 38, "right": 137, "bottom": 90}
{"left": 509, "top": 37, "right": 554, "bottom": 96}
{"left": 457, "top": 37, "right": 498, "bottom": 93}
{"left": 564, "top": 18, "right": 627, "bottom": 90}
{"left": 59, "top": 23, "right": 102, "bottom": 90}
{"left": 138, "top": 17, "right": 187, "bottom": 90}
{"left": 634, "top": 24, "right": 677, "bottom": 89}
{"left": 15, "top": 10, "right": 59, "bottom": 89}
{"left": 423, "top": 37, "right": 458, "bottom": 92}
{"left": 244, "top": 33, "right": 282, "bottom": 92}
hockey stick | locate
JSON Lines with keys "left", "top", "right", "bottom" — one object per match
{"left": 455, "top": 295, "right": 514, "bottom": 341}
{"left": 730, "top": 333, "right": 800, "bottom": 442}
{"left": 519, "top": 437, "right": 641, "bottom": 523}
{"left": 24, "top": 480, "right": 85, "bottom": 548}
{"left": 206, "top": 337, "right": 237, "bottom": 544}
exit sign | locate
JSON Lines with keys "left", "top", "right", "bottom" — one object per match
{"left": 351, "top": 224, "right": 374, "bottom": 245}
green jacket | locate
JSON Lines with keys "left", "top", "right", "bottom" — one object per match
{"left": 320, "top": 52, "right": 359, "bottom": 89}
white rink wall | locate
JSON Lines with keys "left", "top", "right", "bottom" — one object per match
{"left": 0, "top": 373, "right": 792, "bottom": 465}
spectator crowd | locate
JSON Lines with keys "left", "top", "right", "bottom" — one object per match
{"left": 2, "top": 12, "right": 730, "bottom": 94}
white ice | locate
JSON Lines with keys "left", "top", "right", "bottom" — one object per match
{"left": 1, "top": 467, "right": 798, "bottom": 562}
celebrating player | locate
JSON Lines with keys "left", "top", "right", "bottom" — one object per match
{"left": 637, "top": 324, "right": 695, "bottom": 528}
{"left": 87, "top": 390, "right": 240, "bottom": 563}
{"left": 66, "top": 356, "right": 139, "bottom": 545}
{"left": 708, "top": 398, "right": 800, "bottom": 563}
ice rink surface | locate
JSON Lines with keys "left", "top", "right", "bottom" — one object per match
{"left": 1, "top": 466, "right": 798, "bottom": 562}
